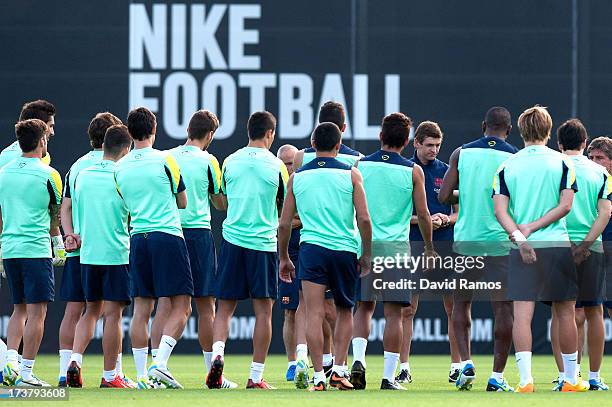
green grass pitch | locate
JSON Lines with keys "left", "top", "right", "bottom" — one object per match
{"left": 21, "top": 354, "right": 612, "bottom": 406}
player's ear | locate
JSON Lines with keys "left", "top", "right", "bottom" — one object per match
{"left": 482, "top": 121, "right": 486, "bottom": 134}
{"left": 507, "top": 124, "right": 512, "bottom": 136}
{"left": 379, "top": 131, "right": 383, "bottom": 143}
{"left": 335, "top": 140, "right": 341, "bottom": 151}
{"left": 341, "top": 123, "right": 347, "bottom": 132}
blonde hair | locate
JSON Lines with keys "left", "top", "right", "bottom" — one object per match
{"left": 518, "top": 106, "right": 552, "bottom": 142}
{"left": 414, "top": 121, "right": 443, "bottom": 143}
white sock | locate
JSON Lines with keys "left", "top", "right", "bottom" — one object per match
{"left": 17, "top": 354, "right": 22, "bottom": 368}
{"left": 249, "top": 362, "right": 264, "bottom": 384}
{"left": 450, "top": 362, "right": 461, "bottom": 371}
{"left": 313, "top": 370, "right": 326, "bottom": 384}
{"left": 132, "top": 347, "right": 148, "bottom": 379}
{"left": 69, "top": 352, "right": 83, "bottom": 367}
{"left": 460, "top": 359, "right": 474, "bottom": 369}
{"left": 288, "top": 360, "right": 297, "bottom": 369}
{"left": 383, "top": 351, "right": 399, "bottom": 381}
{"left": 515, "top": 351, "right": 533, "bottom": 386}
{"left": 332, "top": 364, "right": 344, "bottom": 375}
{"left": 296, "top": 344, "right": 308, "bottom": 361}
{"left": 155, "top": 335, "right": 177, "bottom": 369}
{"left": 558, "top": 371, "right": 565, "bottom": 381}
{"left": 577, "top": 363, "right": 581, "bottom": 375}
{"left": 115, "top": 353, "right": 123, "bottom": 377}
{"left": 203, "top": 351, "right": 213, "bottom": 372}
{"left": 0, "top": 340, "right": 7, "bottom": 371}
{"left": 151, "top": 348, "right": 158, "bottom": 359}
{"left": 103, "top": 369, "right": 116, "bottom": 382}
{"left": 562, "top": 352, "right": 578, "bottom": 385}
{"left": 59, "top": 349, "right": 71, "bottom": 379}
{"left": 490, "top": 371, "right": 504, "bottom": 381}
{"left": 212, "top": 341, "right": 225, "bottom": 360}
{"left": 21, "top": 359, "right": 34, "bottom": 381}
{"left": 351, "top": 337, "right": 368, "bottom": 367}
{"left": 589, "top": 371, "right": 600, "bottom": 381}
{"left": 400, "top": 362, "right": 410, "bottom": 373}
{"left": 6, "top": 349, "right": 18, "bottom": 366}
{"left": 322, "top": 353, "right": 333, "bottom": 366}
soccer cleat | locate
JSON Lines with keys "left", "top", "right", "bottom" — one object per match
{"left": 148, "top": 365, "right": 183, "bottom": 389}
{"left": 309, "top": 381, "right": 327, "bottom": 392}
{"left": 589, "top": 378, "right": 609, "bottom": 391}
{"left": 246, "top": 379, "right": 275, "bottom": 389}
{"left": 286, "top": 364, "right": 297, "bottom": 381}
{"left": 66, "top": 361, "right": 83, "bottom": 388}
{"left": 380, "top": 379, "right": 407, "bottom": 390}
{"left": 120, "top": 375, "right": 137, "bottom": 388}
{"left": 15, "top": 375, "right": 51, "bottom": 387}
{"left": 396, "top": 369, "right": 412, "bottom": 384}
{"left": 350, "top": 361, "right": 366, "bottom": 390}
{"left": 455, "top": 363, "right": 475, "bottom": 390}
{"left": 448, "top": 369, "right": 460, "bottom": 383}
{"left": 136, "top": 377, "right": 155, "bottom": 389}
{"left": 323, "top": 364, "right": 333, "bottom": 379}
{"left": 294, "top": 358, "right": 309, "bottom": 389}
{"left": 206, "top": 356, "right": 224, "bottom": 389}
{"left": 561, "top": 380, "right": 588, "bottom": 392}
{"left": 329, "top": 371, "right": 354, "bottom": 390}
{"left": 3, "top": 362, "right": 19, "bottom": 386}
{"left": 100, "top": 376, "right": 130, "bottom": 388}
{"left": 486, "top": 377, "right": 514, "bottom": 392}
{"left": 58, "top": 377, "right": 67, "bottom": 387}
{"left": 516, "top": 381, "right": 535, "bottom": 393}
{"left": 220, "top": 376, "right": 238, "bottom": 389}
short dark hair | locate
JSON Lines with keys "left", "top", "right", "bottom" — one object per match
{"left": 484, "top": 106, "right": 512, "bottom": 132}
{"left": 318, "top": 101, "right": 345, "bottom": 130}
{"left": 188, "top": 110, "right": 219, "bottom": 140}
{"left": 312, "top": 122, "right": 341, "bottom": 152}
{"left": 127, "top": 107, "right": 156, "bottom": 141}
{"left": 19, "top": 99, "right": 56, "bottom": 122}
{"left": 381, "top": 113, "right": 412, "bottom": 148}
{"left": 247, "top": 111, "right": 276, "bottom": 140}
{"left": 88, "top": 112, "right": 122, "bottom": 149}
{"left": 587, "top": 136, "right": 612, "bottom": 160}
{"left": 104, "top": 124, "right": 132, "bottom": 157}
{"left": 557, "top": 118, "right": 588, "bottom": 151}
{"left": 15, "top": 119, "right": 47, "bottom": 153}
{"left": 414, "top": 121, "right": 443, "bottom": 144}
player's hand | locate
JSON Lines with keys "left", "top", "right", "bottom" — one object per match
{"left": 423, "top": 248, "right": 440, "bottom": 271}
{"left": 571, "top": 244, "right": 590, "bottom": 265}
{"left": 51, "top": 235, "right": 66, "bottom": 266}
{"left": 431, "top": 214, "right": 443, "bottom": 230}
{"left": 518, "top": 243, "right": 537, "bottom": 264}
{"left": 517, "top": 224, "right": 532, "bottom": 239}
{"left": 0, "top": 244, "right": 5, "bottom": 280}
{"left": 64, "top": 233, "right": 81, "bottom": 253}
{"left": 358, "top": 254, "right": 371, "bottom": 277}
{"left": 279, "top": 257, "right": 296, "bottom": 283}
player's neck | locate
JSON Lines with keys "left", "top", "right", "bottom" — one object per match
{"left": 381, "top": 145, "right": 403, "bottom": 154}
{"left": 185, "top": 138, "right": 208, "bottom": 150}
{"left": 562, "top": 149, "right": 583, "bottom": 156}
{"left": 247, "top": 139, "right": 270, "bottom": 149}
{"left": 22, "top": 151, "right": 43, "bottom": 159}
{"left": 133, "top": 139, "right": 154, "bottom": 149}
{"left": 315, "top": 151, "right": 337, "bottom": 158}
{"left": 415, "top": 150, "right": 433, "bottom": 165}
{"left": 102, "top": 154, "right": 119, "bottom": 162}
{"left": 484, "top": 132, "right": 508, "bottom": 140}
{"left": 524, "top": 140, "right": 547, "bottom": 147}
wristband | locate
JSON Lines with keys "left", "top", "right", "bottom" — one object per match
{"left": 51, "top": 235, "right": 64, "bottom": 248}
{"left": 511, "top": 230, "right": 527, "bottom": 243}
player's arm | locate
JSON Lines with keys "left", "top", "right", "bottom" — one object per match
{"left": 493, "top": 194, "right": 519, "bottom": 235}
{"left": 412, "top": 165, "right": 434, "bottom": 251}
{"left": 165, "top": 155, "right": 188, "bottom": 209}
{"left": 278, "top": 175, "right": 297, "bottom": 282}
{"left": 48, "top": 169, "right": 66, "bottom": 265}
{"left": 578, "top": 198, "right": 612, "bottom": 251}
{"left": 352, "top": 167, "right": 372, "bottom": 276}
{"left": 208, "top": 155, "right": 227, "bottom": 211}
{"left": 438, "top": 147, "right": 460, "bottom": 205}
{"left": 277, "top": 162, "right": 290, "bottom": 214}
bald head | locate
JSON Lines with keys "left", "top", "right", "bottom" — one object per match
{"left": 277, "top": 144, "right": 299, "bottom": 174}
{"left": 483, "top": 106, "right": 512, "bottom": 137}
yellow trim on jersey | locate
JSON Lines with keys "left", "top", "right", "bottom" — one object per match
{"left": 606, "top": 172, "right": 612, "bottom": 197}
{"left": 49, "top": 168, "right": 63, "bottom": 204}
{"left": 41, "top": 152, "right": 51, "bottom": 166}
{"left": 209, "top": 155, "right": 222, "bottom": 193}
{"left": 164, "top": 154, "right": 181, "bottom": 191}
{"left": 220, "top": 159, "right": 227, "bottom": 194}
{"left": 280, "top": 162, "right": 289, "bottom": 185}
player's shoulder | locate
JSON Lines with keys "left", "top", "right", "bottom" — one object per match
{"left": 296, "top": 157, "right": 351, "bottom": 173}
{"left": 362, "top": 150, "right": 414, "bottom": 168}
{"left": 339, "top": 143, "right": 361, "bottom": 157}
{"left": 462, "top": 136, "right": 518, "bottom": 154}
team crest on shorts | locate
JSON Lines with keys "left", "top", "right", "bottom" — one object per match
{"left": 282, "top": 296, "right": 290, "bottom": 304}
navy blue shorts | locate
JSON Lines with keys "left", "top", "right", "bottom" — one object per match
{"left": 508, "top": 247, "right": 577, "bottom": 302}
{"left": 279, "top": 251, "right": 300, "bottom": 310}
{"left": 81, "top": 264, "right": 131, "bottom": 304}
{"left": 575, "top": 251, "right": 605, "bottom": 307}
{"left": 3, "top": 258, "right": 54, "bottom": 304}
{"left": 184, "top": 228, "right": 217, "bottom": 298}
{"left": 298, "top": 243, "right": 358, "bottom": 308}
{"left": 129, "top": 232, "right": 193, "bottom": 298}
{"left": 216, "top": 238, "right": 277, "bottom": 300}
{"left": 60, "top": 256, "right": 85, "bottom": 302}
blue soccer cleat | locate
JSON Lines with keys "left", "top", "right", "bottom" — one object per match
{"left": 486, "top": 377, "right": 514, "bottom": 392}
{"left": 286, "top": 364, "right": 297, "bottom": 381}
{"left": 589, "top": 378, "right": 609, "bottom": 391}
{"left": 455, "top": 363, "right": 475, "bottom": 390}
